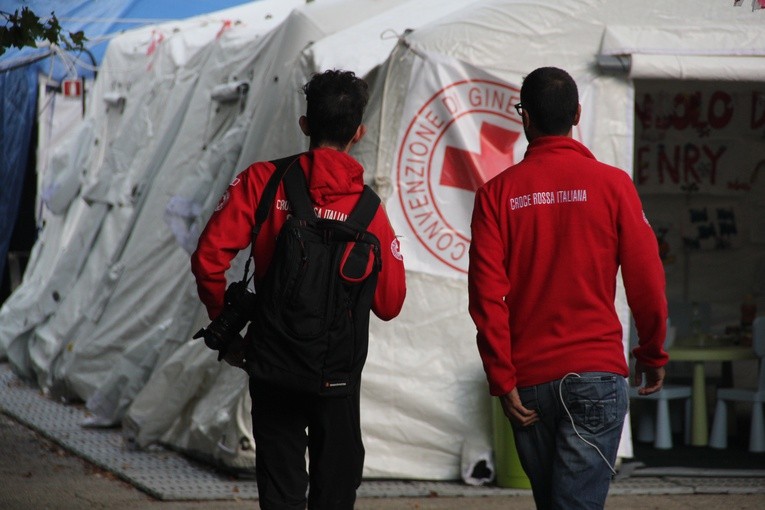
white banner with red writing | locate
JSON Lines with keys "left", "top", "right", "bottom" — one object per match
{"left": 386, "top": 50, "right": 526, "bottom": 279}
{"left": 634, "top": 81, "right": 765, "bottom": 196}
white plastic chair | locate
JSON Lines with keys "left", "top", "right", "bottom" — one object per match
{"left": 709, "top": 316, "right": 765, "bottom": 452}
{"left": 629, "top": 317, "right": 691, "bottom": 449}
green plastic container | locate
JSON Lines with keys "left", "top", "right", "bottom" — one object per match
{"left": 492, "top": 398, "right": 532, "bottom": 489}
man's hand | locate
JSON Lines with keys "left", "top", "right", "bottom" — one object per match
{"left": 499, "top": 388, "right": 539, "bottom": 427}
{"left": 220, "top": 336, "right": 248, "bottom": 370}
{"left": 633, "top": 360, "right": 665, "bottom": 395}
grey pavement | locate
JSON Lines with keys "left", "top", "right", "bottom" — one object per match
{"left": 2, "top": 363, "right": 765, "bottom": 509}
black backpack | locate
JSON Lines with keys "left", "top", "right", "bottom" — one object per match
{"left": 245, "top": 155, "right": 382, "bottom": 396}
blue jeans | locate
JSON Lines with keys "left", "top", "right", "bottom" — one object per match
{"left": 511, "top": 372, "right": 628, "bottom": 510}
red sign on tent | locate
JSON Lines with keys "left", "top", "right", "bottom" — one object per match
{"left": 62, "top": 79, "right": 83, "bottom": 97}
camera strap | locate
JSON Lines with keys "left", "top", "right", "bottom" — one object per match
{"left": 240, "top": 154, "right": 303, "bottom": 284}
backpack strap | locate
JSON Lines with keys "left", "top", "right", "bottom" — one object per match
{"left": 347, "top": 186, "right": 380, "bottom": 229}
{"left": 282, "top": 161, "right": 316, "bottom": 219}
{"left": 340, "top": 186, "right": 382, "bottom": 281}
{"left": 241, "top": 154, "right": 301, "bottom": 283}
{"left": 282, "top": 161, "right": 381, "bottom": 227}
{"left": 253, "top": 155, "right": 383, "bottom": 283}
{"left": 254, "top": 155, "right": 302, "bottom": 237}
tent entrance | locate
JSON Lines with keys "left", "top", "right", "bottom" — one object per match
{"left": 631, "top": 78, "right": 765, "bottom": 391}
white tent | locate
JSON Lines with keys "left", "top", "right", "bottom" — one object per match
{"left": 78, "top": 0, "right": 424, "bottom": 437}
{"left": 46, "top": 0, "right": 309, "bottom": 409}
{"left": 2, "top": 0, "right": 764, "bottom": 482}
{"left": 3, "top": 2, "right": 303, "bottom": 396}
{"left": 353, "top": 0, "right": 765, "bottom": 478}
{"left": 0, "top": 2, "right": 296, "bottom": 384}
{"left": 124, "top": 0, "right": 484, "bottom": 475}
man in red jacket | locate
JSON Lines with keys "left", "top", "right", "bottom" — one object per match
{"left": 468, "top": 67, "right": 667, "bottom": 509}
{"left": 191, "top": 70, "right": 406, "bottom": 510}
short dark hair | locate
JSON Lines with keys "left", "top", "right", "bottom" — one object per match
{"left": 520, "top": 67, "right": 578, "bottom": 136}
{"left": 302, "top": 69, "right": 369, "bottom": 147}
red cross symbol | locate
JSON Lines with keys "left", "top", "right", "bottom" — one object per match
{"left": 439, "top": 122, "right": 520, "bottom": 192}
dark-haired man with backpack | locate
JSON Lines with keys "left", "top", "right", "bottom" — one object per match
{"left": 191, "top": 69, "right": 406, "bottom": 510}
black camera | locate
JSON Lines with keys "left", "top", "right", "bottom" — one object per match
{"left": 193, "top": 280, "right": 257, "bottom": 360}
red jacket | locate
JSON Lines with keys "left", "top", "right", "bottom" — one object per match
{"left": 192, "top": 148, "right": 406, "bottom": 322}
{"left": 468, "top": 136, "right": 667, "bottom": 396}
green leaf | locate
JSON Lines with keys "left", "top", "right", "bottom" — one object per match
{"left": 1, "top": 7, "right": 87, "bottom": 54}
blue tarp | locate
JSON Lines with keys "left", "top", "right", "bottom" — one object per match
{"left": 0, "top": 0, "right": 256, "bottom": 284}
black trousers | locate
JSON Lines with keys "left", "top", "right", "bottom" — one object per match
{"left": 249, "top": 379, "right": 364, "bottom": 510}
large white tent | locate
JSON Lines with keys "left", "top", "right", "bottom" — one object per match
{"left": 0, "top": 0, "right": 301, "bottom": 388}
{"left": 0, "top": 0, "right": 258, "bottom": 293}
{"left": 353, "top": 0, "right": 764, "bottom": 478}
{"left": 2, "top": 0, "right": 763, "bottom": 482}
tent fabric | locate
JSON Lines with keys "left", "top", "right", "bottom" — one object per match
{"left": 599, "top": 23, "right": 765, "bottom": 80}
{"left": 354, "top": 0, "right": 764, "bottom": 477}
{"left": 0, "top": 0, "right": 259, "bottom": 304}
{"left": 32, "top": 1, "right": 302, "bottom": 399}
{"left": 628, "top": 55, "right": 765, "bottom": 81}
{"left": 2, "top": 0, "right": 764, "bottom": 482}
{"left": 125, "top": 0, "right": 486, "bottom": 478}
{"left": 123, "top": 340, "right": 254, "bottom": 470}
{"left": 37, "top": 0, "right": 412, "bottom": 421}
{"left": 600, "top": 24, "right": 765, "bottom": 57}
{"left": 49, "top": 0, "right": 326, "bottom": 404}
{"left": 0, "top": 0, "right": 235, "bottom": 70}
{"left": 0, "top": 68, "right": 37, "bottom": 280}
{"left": 0, "top": 1, "right": 296, "bottom": 385}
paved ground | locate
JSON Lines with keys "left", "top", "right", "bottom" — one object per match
{"left": 1, "top": 413, "right": 764, "bottom": 510}
{"left": 1, "top": 359, "right": 765, "bottom": 509}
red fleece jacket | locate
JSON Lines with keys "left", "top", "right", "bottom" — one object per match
{"left": 468, "top": 136, "right": 667, "bottom": 396}
{"left": 192, "top": 148, "right": 406, "bottom": 322}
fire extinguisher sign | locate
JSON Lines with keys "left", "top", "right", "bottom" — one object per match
{"left": 62, "top": 79, "right": 83, "bottom": 97}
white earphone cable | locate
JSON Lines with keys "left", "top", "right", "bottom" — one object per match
{"left": 558, "top": 372, "right": 618, "bottom": 476}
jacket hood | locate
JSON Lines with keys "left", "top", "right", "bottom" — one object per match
{"left": 299, "top": 148, "right": 365, "bottom": 206}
